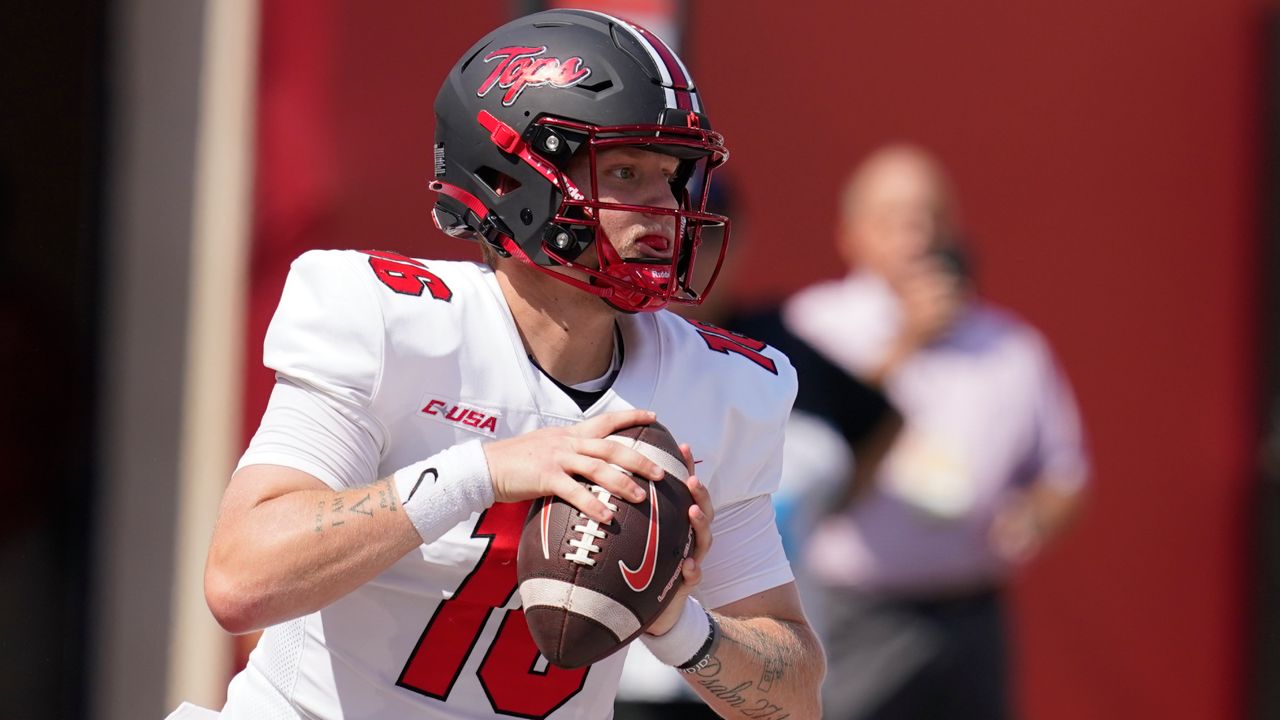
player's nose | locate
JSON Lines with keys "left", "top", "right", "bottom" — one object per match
{"left": 638, "top": 181, "right": 679, "bottom": 217}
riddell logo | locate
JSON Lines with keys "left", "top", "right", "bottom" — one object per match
{"left": 421, "top": 398, "right": 499, "bottom": 435}
{"left": 477, "top": 45, "right": 592, "bottom": 106}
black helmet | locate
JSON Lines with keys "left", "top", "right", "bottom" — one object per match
{"left": 431, "top": 9, "right": 730, "bottom": 312}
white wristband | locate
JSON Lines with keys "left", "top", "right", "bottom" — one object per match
{"left": 392, "top": 440, "right": 495, "bottom": 544}
{"left": 639, "top": 596, "right": 712, "bottom": 667}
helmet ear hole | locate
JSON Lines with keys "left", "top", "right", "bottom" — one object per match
{"left": 475, "top": 166, "right": 523, "bottom": 197}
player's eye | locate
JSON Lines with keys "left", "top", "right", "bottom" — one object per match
{"left": 606, "top": 166, "right": 636, "bottom": 181}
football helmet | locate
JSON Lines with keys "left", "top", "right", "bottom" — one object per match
{"left": 431, "top": 9, "right": 730, "bottom": 312}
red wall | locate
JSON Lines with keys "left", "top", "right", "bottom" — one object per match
{"left": 248, "top": 2, "right": 1262, "bottom": 717}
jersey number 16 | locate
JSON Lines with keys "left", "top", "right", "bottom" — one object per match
{"left": 397, "top": 501, "right": 589, "bottom": 717}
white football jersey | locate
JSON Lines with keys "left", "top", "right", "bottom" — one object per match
{"left": 221, "top": 250, "right": 797, "bottom": 719}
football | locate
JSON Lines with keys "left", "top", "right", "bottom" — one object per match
{"left": 517, "top": 421, "right": 695, "bottom": 668}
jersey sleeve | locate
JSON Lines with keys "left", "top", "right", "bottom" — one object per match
{"left": 692, "top": 403, "right": 795, "bottom": 607}
{"left": 656, "top": 316, "right": 799, "bottom": 606}
{"left": 238, "top": 250, "right": 390, "bottom": 488}
{"left": 1025, "top": 334, "right": 1090, "bottom": 492}
{"left": 702, "top": 326, "right": 798, "bottom": 507}
{"left": 694, "top": 495, "right": 794, "bottom": 610}
{"left": 238, "top": 377, "right": 383, "bottom": 490}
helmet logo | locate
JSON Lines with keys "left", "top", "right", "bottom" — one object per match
{"left": 477, "top": 46, "right": 592, "bottom": 107}
{"left": 686, "top": 111, "right": 700, "bottom": 129}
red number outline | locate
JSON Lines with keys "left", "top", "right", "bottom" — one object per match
{"left": 396, "top": 501, "right": 590, "bottom": 717}
{"left": 363, "top": 250, "right": 453, "bottom": 301}
{"left": 685, "top": 318, "right": 778, "bottom": 374}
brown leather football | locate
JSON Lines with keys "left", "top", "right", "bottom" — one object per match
{"left": 517, "top": 421, "right": 694, "bottom": 669}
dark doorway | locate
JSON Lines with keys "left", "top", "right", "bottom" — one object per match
{"left": 0, "top": 2, "right": 108, "bottom": 718}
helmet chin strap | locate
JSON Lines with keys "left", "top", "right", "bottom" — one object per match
{"left": 593, "top": 231, "right": 673, "bottom": 312}
{"left": 493, "top": 231, "right": 662, "bottom": 312}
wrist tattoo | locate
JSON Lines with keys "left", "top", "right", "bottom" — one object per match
{"left": 688, "top": 620, "right": 798, "bottom": 720}
{"left": 349, "top": 492, "right": 374, "bottom": 517}
{"left": 377, "top": 479, "right": 398, "bottom": 512}
{"left": 330, "top": 495, "right": 346, "bottom": 528}
{"left": 758, "top": 657, "right": 784, "bottom": 693}
{"left": 312, "top": 480, "right": 401, "bottom": 534}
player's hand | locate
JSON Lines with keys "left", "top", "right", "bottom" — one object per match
{"left": 482, "top": 409, "right": 666, "bottom": 524}
{"left": 644, "top": 442, "right": 713, "bottom": 637}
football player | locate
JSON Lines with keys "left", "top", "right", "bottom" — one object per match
{"left": 195, "top": 9, "right": 823, "bottom": 719}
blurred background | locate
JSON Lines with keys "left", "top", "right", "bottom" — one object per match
{"left": 1, "top": 0, "right": 1276, "bottom": 718}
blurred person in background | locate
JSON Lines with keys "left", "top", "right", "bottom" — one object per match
{"left": 616, "top": 178, "right": 900, "bottom": 720}
{"left": 682, "top": 179, "right": 900, "bottom": 621}
{"left": 785, "top": 144, "right": 1090, "bottom": 719}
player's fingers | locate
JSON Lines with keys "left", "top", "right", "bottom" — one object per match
{"left": 550, "top": 474, "right": 615, "bottom": 524}
{"left": 687, "top": 474, "right": 713, "bottom": 524}
{"left": 687, "top": 476, "right": 713, "bottom": 562}
{"left": 678, "top": 443, "right": 695, "bottom": 475}
{"left": 689, "top": 506, "right": 713, "bottom": 562}
{"left": 571, "top": 409, "right": 656, "bottom": 439}
{"left": 562, "top": 454, "right": 647, "bottom": 504}
{"left": 681, "top": 555, "right": 703, "bottom": 590}
{"left": 577, "top": 437, "right": 665, "bottom": 482}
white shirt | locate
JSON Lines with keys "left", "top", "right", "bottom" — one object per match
{"left": 786, "top": 271, "right": 1089, "bottom": 594}
{"left": 221, "top": 250, "right": 797, "bottom": 719}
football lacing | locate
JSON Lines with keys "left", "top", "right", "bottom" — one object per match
{"left": 565, "top": 485, "right": 618, "bottom": 567}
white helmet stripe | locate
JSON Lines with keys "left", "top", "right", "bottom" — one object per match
{"left": 626, "top": 21, "right": 701, "bottom": 113}
{"left": 664, "top": 43, "right": 701, "bottom": 112}
{"left": 573, "top": 9, "right": 683, "bottom": 111}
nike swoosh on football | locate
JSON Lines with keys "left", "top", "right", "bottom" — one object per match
{"left": 540, "top": 498, "right": 553, "bottom": 560}
{"left": 619, "top": 481, "right": 659, "bottom": 592}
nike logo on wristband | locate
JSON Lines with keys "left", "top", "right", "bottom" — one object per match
{"left": 619, "top": 481, "right": 659, "bottom": 591}
{"left": 406, "top": 468, "right": 438, "bottom": 503}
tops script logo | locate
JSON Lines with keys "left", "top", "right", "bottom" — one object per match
{"left": 477, "top": 45, "right": 592, "bottom": 107}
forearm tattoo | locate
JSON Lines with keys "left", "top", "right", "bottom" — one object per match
{"left": 313, "top": 479, "right": 399, "bottom": 534}
{"left": 688, "top": 619, "right": 805, "bottom": 720}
